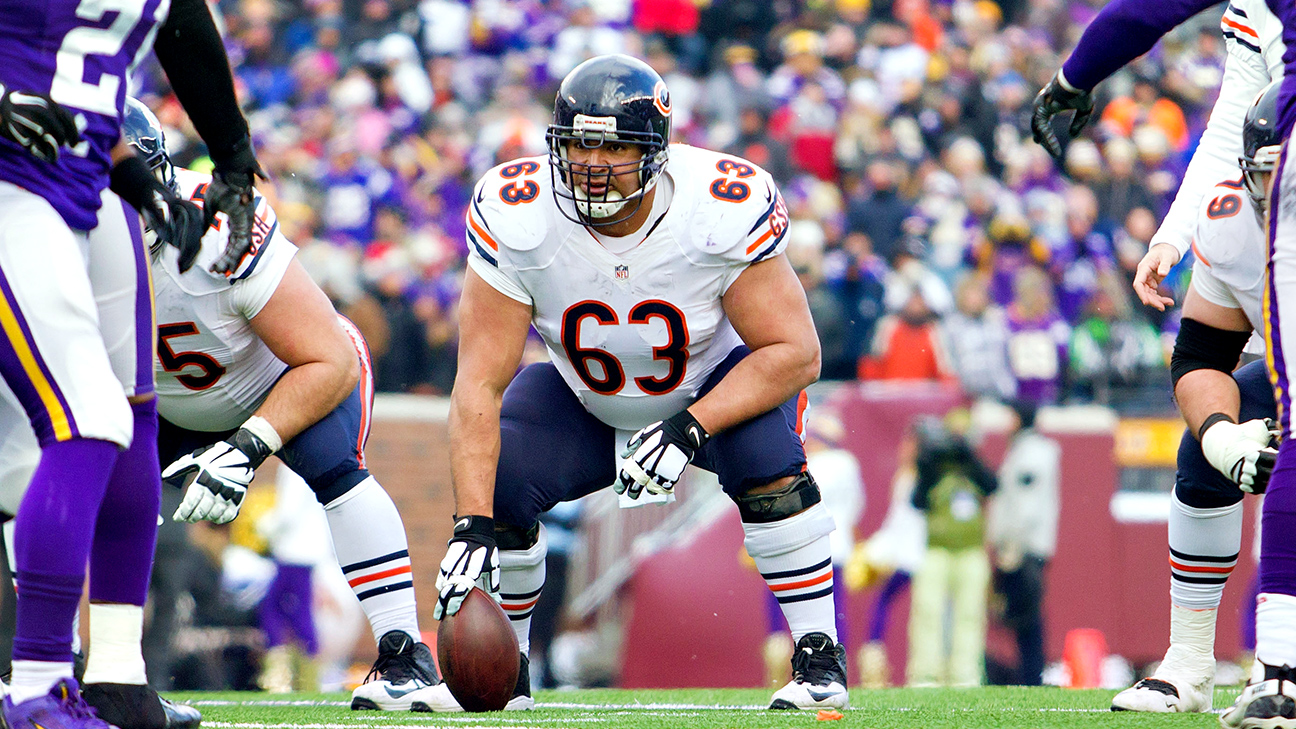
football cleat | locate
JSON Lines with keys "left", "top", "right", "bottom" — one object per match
{"left": 505, "top": 654, "right": 535, "bottom": 711}
{"left": 1221, "top": 666, "right": 1296, "bottom": 729}
{"left": 411, "top": 654, "right": 535, "bottom": 713}
{"left": 82, "top": 683, "right": 201, "bottom": 729}
{"left": 2, "top": 678, "right": 112, "bottom": 729}
{"left": 768, "top": 633, "right": 849, "bottom": 710}
{"left": 351, "top": 631, "right": 448, "bottom": 712}
{"left": 1111, "top": 676, "right": 1212, "bottom": 713}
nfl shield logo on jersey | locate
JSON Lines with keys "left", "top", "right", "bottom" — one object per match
{"left": 615, "top": 264, "right": 629, "bottom": 280}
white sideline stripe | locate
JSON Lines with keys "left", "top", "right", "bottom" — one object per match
{"left": 372, "top": 394, "right": 450, "bottom": 422}
{"left": 193, "top": 702, "right": 1111, "bottom": 713}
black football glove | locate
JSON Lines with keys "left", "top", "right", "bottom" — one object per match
{"left": 110, "top": 155, "right": 206, "bottom": 273}
{"left": 0, "top": 82, "right": 80, "bottom": 163}
{"left": 434, "top": 515, "right": 501, "bottom": 619}
{"left": 616, "top": 409, "right": 710, "bottom": 499}
{"left": 204, "top": 136, "right": 267, "bottom": 275}
{"left": 1030, "top": 71, "right": 1095, "bottom": 162}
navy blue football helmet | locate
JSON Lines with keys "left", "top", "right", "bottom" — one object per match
{"left": 546, "top": 54, "right": 671, "bottom": 227}
{"left": 1241, "top": 80, "right": 1282, "bottom": 213}
{"left": 122, "top": 97, "right": 175, "bottom": 193}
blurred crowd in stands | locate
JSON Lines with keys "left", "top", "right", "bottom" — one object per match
{"left": 134, "top": 0, "right": 1222, "bottom": 409}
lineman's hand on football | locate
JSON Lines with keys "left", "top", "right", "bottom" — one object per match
{"left": 1030, "top": 71, "right": 1094, "bottom": 162}
{"left": 204, "top": 137, "right": 267, "bottom": 275}
{"left": 0, "top": 83, "right": 79, "bottom": 163}
{"left": 616, "top": 410, "right": 709, "bottom": 499}
{"left": 434, "top": 515, "right": 500, "bottom": 619}
{"left": 1201, "top": 417, "right": 1279, "bottom": 494}
{"left": 1132, "top": 243, "right": 1181, "bottom": 311}
{"left": 166, "top": 420, "right": 277, "bottom": 523}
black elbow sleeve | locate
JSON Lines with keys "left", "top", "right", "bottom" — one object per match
{"left": 153, "top": 0, "right": 249, "bottom": 163}
{"left": 1170, "top": 317, "right": 1253, "bottom": 389}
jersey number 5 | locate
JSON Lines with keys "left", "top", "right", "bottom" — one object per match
{"left": 561, "top": 300, "right": 688, "bottom": 396}
{"left": 158, "top": 322, "right": 227, "bottom": 391}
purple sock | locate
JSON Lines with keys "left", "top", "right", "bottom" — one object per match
{"left": 868, "top": 571, "right": 911, "bottom": 643}
{"left": 90, "top": 399, "right": 160, "bottom": 606}
{"left": 13, "top": 438, "right": 119, "bottom": 662}
{"left": 1260, "top": 439, "right": 1296, "bottom": 596}
{"left": 261, "top": 563, "right": 318, "bottom": 654}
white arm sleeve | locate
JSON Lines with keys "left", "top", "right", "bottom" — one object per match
{"left": 1150, "top": 39, "right": 1271, "bottom": 258}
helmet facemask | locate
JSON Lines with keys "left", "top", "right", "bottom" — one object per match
{"left": 547, "top": 116, "right": 667, "bottom": 228}
{"left": 1241, "top": 145, "right": 1280, "bottom": 216}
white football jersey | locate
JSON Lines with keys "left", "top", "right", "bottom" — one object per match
{"left": 1190, "top": 179, "right": 1266, "bottom": 334}
{"left": 152, "top": 168, "right": 297, "bottom": 432}
{"left": 1154, "top": 0, "right": 1284, "bottom": 257}
{"left": 467, "top": 144, "right": 790, "bottom": 431}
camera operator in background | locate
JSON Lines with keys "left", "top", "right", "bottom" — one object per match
{"left": 907, "top": 414, "right": 998, "bottom": 687}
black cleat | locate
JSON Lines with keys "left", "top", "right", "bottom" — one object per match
{"left": 1221, "top": 664, "right": 1296, "bottom": 728}
{"left": 505, "top": 654, "right": 533, "bottom": 711}
{"left": 352, "top": 631, "right": 449, "bottom": 712}
{"left": 768, "top": 633, "right": 849, "bottom": 710}
{"left": 82, "top": 683, "right": 201, "bottom": 729}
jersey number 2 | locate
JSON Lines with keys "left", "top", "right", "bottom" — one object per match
{"left": 561, "top": 300, "right": 688, "bottom": 396}
{"left": 51, "top": 0, "right": 169, "bottom": 117}
{"left": 158, "top": 322, "right": 226, "bottom": 391}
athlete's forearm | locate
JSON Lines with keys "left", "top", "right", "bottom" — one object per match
{"left": 448, "top": 383, "right": 502, "bottom": 518}
{"left": 1061, "top": 0, "right": 1220, "bottom": 92}
{"left": 688, "top": 342, "right": 819, "bottom": 435}
{"left": 1176, "top": 369, "right": 1243, "bottom": 438}
{"left": 254, "top": 359, "right": 357, "bottom": 443}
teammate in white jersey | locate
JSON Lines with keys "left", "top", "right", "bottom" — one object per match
{"left": 120, "top": 101, "right": 456, "bottom": 714}
{"left": 435, "top": 55, "right": 843, "bottom": 712}
{"left": 1110, "top": 83, "right": 1283, "bottom": 716}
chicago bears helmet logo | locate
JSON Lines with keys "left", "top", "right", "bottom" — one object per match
{"left": 653, "top": 81, "right": 671, "bottom": 117}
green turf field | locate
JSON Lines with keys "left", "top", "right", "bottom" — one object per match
{"left": 174, "top": 686, "right": 1242, "bottom": 729}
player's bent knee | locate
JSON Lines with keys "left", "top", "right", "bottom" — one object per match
{"left": 741, "top": 499, "right": 834, "bottom": 559}
{"left": 732, "top": 472, "right": 822, "bottom": 524}
{"left": 499, "top": 522, "right": 547, "bottom": 568}
{"left": 496, "top": 521, "right": 541, "bottom": 553}
{"left": 319, "top": 472, "right": 377, "bottom": 509}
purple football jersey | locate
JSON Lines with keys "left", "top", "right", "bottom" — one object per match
{"left": 0, "top": 0, "right": 169, "bottom": 231}
{"left": 1270, "top": 0, "right": 1296, "bottom": 135}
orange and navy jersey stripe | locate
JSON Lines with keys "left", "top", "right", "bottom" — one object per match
{"left": 1222, "top": 4, "right": 1261, "bottom": 53}
{"left": 466, "top": 194, "right": 502, "bottom": 267}
{"left": 742, "top": 187, "right": 790, "bottom": 262}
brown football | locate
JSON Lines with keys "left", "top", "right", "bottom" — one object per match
{"left": 436, "top": 587, "right": 520, "bottom": 712}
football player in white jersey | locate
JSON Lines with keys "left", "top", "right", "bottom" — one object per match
{"left": 120, "top": 100, "right": 457, "bottom": 714}
{"left": 433, "top": 55, "right": 844, "bottom": 712}
{"left": 1109, "top": 84, "right": 1284, "bottom": 716}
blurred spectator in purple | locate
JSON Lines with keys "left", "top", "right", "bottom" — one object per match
{"left": 1052, "top": 186, "right": 1115, "bottom": 325}
{"left": 1005, "top": 266, "right": 1069, "bottom": 406}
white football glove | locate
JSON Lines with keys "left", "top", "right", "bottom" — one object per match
{"left": 1200, "top": 416, "right": 1279, "bottom": 494}
{"left": 434, "top": 515, "right": 500, "bottom": 619}
{"left": 166, "top": 417, "right": 279, "bottom": 524}
{"left": 616, "top": 410, "right": 709, "bottom": 500}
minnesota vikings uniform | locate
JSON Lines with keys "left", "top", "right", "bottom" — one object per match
{"left": 0, "top": 0, "right": 172, "bottom": 692}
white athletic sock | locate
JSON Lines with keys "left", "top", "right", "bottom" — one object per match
{"left": 82, "top": 603, "right": 146, "bottom": 685}
{"left": 499, "top": 524, "right": 547, "bottom": 657}
{"left": 1158, "top": 605, "right": 1217, "bottom": 683}
{"left": 324, "top": 477, "right": 419, "bottom": 644}
{"left": 1257, "top": 593, "right": 1296, "bottom": 669}
{"left": 743, "top": 503, "right": 837, "bottom": 643}
{"left": 1168, "top": 494, "right": 1242, "bottom": 610}
{"left": 9, "top": 660, "right": 71, "bottom": 704}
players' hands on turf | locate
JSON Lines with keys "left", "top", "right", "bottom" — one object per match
{"left": 1133, "top": 243, "right": 1180, "bottom": 311}
{"left": 1030, "top": 71, "right": 1094, "bottom": 162}
{"left": 1200, "top": 417, "right": 1279, "bottom": 494}
{"left": 204, "top": 137, "right": 267, "bottom": 275}
{"left": 435, "top": 515, "right": 501, "bottom": 619}
{"left": 616, "top": 409, "right": 710, "bottom": 499}
{"left": 0, "top": 82, "right": 80, "bottom": 164}
{"left": 166, "top": 422, "right": 276, "bottom": 524}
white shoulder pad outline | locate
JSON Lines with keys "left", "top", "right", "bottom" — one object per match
{"left": 1193, "top": 180, "right": 1251, "bottom": 270}
{"left": 670, "top": 145, "right": 788, "bottom": 263}
{"left": 467, "top": 157, "right": 551, "bottom": 261}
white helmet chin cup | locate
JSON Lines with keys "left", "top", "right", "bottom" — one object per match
{"left": 574, "top": 187, "right": 628, "bottom": 218}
